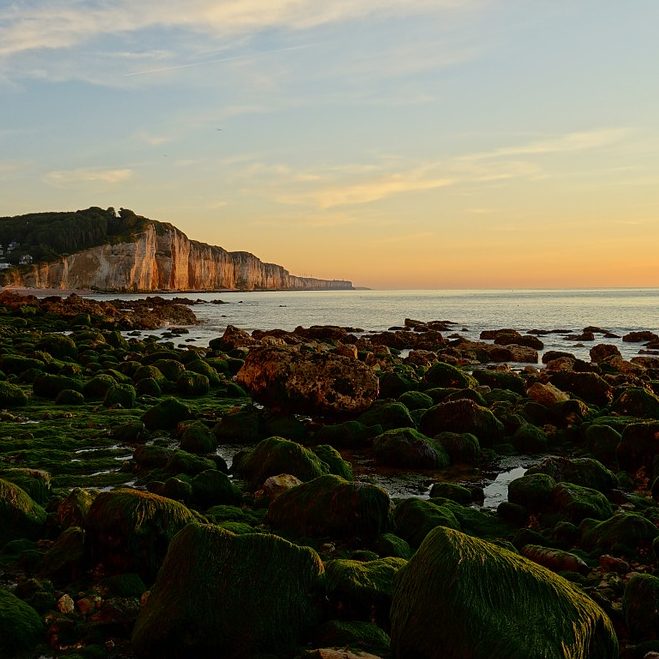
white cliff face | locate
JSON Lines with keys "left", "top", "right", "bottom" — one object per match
{"left": 4, "top": 223, "right": 352, "bottom": 292}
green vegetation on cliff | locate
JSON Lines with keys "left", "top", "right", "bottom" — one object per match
{"left": 0, "top": 207, "right": 146, "bottom": 266}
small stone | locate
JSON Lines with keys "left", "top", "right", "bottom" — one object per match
{"left": 56, "top": 594, "right": 75, "bottom": 614}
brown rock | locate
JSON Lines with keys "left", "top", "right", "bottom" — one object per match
{"left": 526, "top": 382, "right": 569, "bottom": 407}
{"left": 236, "top": 346, "right": 379, "bottom": 415}
{"left": 590, "top": 344, "right": 621, "bottom": 363}
{"left": 255, "top": 473, "right": 303, "bottom": 502}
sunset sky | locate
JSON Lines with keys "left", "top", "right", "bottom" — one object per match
{"left": 1, "top": 1, "right": 658, "bottom": 289}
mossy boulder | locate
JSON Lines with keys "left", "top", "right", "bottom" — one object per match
{"left": 56, "top": 487, "right": 96, "bottom": 528}
{"left": 190, "top": 469, "right": 242, "bottom": 507}
{"left": 374, "top": 532, "right": 413, "bottom": 559}
{"left": 36, "top": 333, "right": 78, "bottom": 359}
{"left": 420, "top": 399, "right": 504, "bottom": 447}
{"left": 428, "top": 482, "right": 474, "bottom": 504}
{"left": 103, "top": 383, "right": 137, "bottom": 408}
{"left": 186, "top": 358, "right": 221, "bottom": 386}
{"left": 393, "top": 497, "right": 460, "bottom": 549}
{"left": 617, "top": 421, "right": 659, "bottom": 473}
{"left": 580, "top": 512, "right": 659, "bottom": 557}
{"left": 357, "top": 402, "right": 415, "bottom": 432}
{"left": 423, "top": 362, "right": 477, "bottom": 389}
{"left": 178, "top": 420, "right": 217, "bottom": 455}
{"left": 0, "top": 478, "right": 47, "bottom": 545}
{"left": 0, "top": 468, "right": 51, "bottom": 505}
{"left": 0, "top": 354, "right": 45, "bottom": 375}
{"left": 325, "top": 556, "right": 407, "bottom": 623}
{"left": 55, "top": 388, "right": 85, "bottom": 405}
{"left": 267, "top": 474, "right": 391, "bottom": 540}
{"left": 583, "top": 424, "right": 621, "bottom": 467}
{"left": 623, "top": 573, "right": 659, "bottom": 641}
{"left": 390, "top": 526, "right": 618, "bottom": 659}
{"left": 132, "top": 524, "right": 324, "bottom": 658}
{"left": 473, "top": 368, "right": 526, "bottom": 394}
{"left": 32, "top": 373, "right": 82, "bottom": 399}
{"left": 82, "top": 373, "right": 116, "bottom": 400}
{"left": 233, "top": 437, "right": 329, "bottom": 489}
{"left": 143, "top": 397, "right": 193, "bottom": 431}
{"left": 373, "top": 428, "right": 449, "bottom": 469}
{"left": 164, "top": 450, "right": 217, "bottom": 477}
{"left": 313, "top": 620, "right": 390, "bottom": 657}
{"left": 0, "top": 380, "right": 28, "bottom": 407}
{"left": 41, "top": 526, "right": 86, "bottom": 580}
{"left": 434, "top": 431, "right": 480, "bottom": 465}
{"left": 133, "top": 365, "right": 166, "bottom": 384}
{"left": 512, "top": 423, "right": 548, "bottom": 453}
{"left": 212, "top": 405, "right": 262, "bottom": 444}
{"left": 610, "top": 386, "right": 659, "bottom": 419}
{"left": 526, "top": 456, "right": 618, "bottom": 493}
{"left": 312, "top": 444, "right": 353, "bottom": 480}
{"left": 176, "top": 371, "right": 210, "bottom": 397}
{"left": 0, "top": 587, "right": 43, "bottom": 658}
{"left": 86, "top": 488, "right": 199, "bottom": 579}
{"left": 508, "top": 473, "right": 556, "bottom": 510}
{"left": 551, "top": 482, "right": 614, "bottom": 523}
{"left": 398, "top": 390, "right": 434, "bottom": 411}
{"left": 151, "top": 358, "right": 186, "bottom": 381}
{"left": 315, "top": 420, "right": 381, "bottom": 448}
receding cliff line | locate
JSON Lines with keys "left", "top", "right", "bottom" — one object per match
{"left": 2, "top": 220, "right": 353, "bottom": 292}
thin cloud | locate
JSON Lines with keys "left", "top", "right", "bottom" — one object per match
{"left": 463, "top": 128, "right": 631, "bottom": 160}
{"left": 45, "top": 168, "right": 133, "bottom": 185}
{"left": 0, "top": 1, "right": 482, "bottom": 59}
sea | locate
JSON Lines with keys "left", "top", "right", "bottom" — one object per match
{"left": 91, "top": 288, "right": 659, "bottom": 363}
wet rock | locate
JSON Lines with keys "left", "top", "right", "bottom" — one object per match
{"left": 520, "top": 544, "right": 589, "bottom": 575}
{"left": 0, "top": 587, "right": 43, "bottom": 657}
{"left": 434, "top": 431, "right": 480, "bottom": 465}
{"left": 393, "top": 498, "right": 460, "bottom": 548}
{"left": 142, "top": 397, "right": 193, "bottom": 431}
{"left": 590, "top": 344, "right": 622, "bottom": 363}
{"left": 267, "top": 474, "right": 391, "bottom": 540}
{"left": 512, "top": 423, "right": 549, "bottom": 453}
{"left": 580, "top": 512, "right": 659, "bottom": 558}
{"left": 233, "top": 436, "right": 329, "bottom": 488}
{"left": 373, "top": 428, "right": 449, "bottom": 469}
{"left": 86, "top": 488, "right": 199, "bottom": 579}
{"left": 237, "top": 346, "right": 378, "bottom": 415}
{"left": 610, "top": 387, "right": 659, "bottom": 419}
{"left": 190, "top": 469, "right": 241, "bottom": 507}
{"left": 422, "top": 362, "right": 477, "bottom": 389}
{"left": 623, "top": 573, "right": 659, "bottom": 641}
{"left": 132, "top": 524, "right": 324, "bottom": 658}
{"left": 256, "top": 473, "right": 303, "bottom": 502}
{"left": 623, "top": 331, "right": 659, "bottom": 343}
{"left": 358, "top": 402, "right": 414, "bottom": 431}
{"left": 420, "top": 399, "right": 504, "bottom": 447}
{"left": 551, "top": 482, "right": 614, "bottom": 522}
{"left": 616, "top": 422, "right": 659, "bottom": 473}
{"left": 390, "top": 527, "right": 618, "bottom": 659}
{"left": 213, "top": 405, "right": 262, "bottom": 444}
{"left": 325, "top": 557, "right": 406, "bottom": 624}
{"left": 526, "top": 382, "right": 569, "bottom": 406}
{"left": 0, "top": 478, "right": 47, "bottom": 545}
{"left": 549, "top": 371, "right": 613, "bottom": 407}
{"left": 526, "top": 456, "right": 618, "bottom": 493}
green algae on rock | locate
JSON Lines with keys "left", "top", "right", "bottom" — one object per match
{"left": 0, "top": 477, "right": 47, "bottom": 545}
{"left": 390, "top": 526, "right": 618, "bottom": 659}
{"left": 132, "top": 524, "right": 324, "bottom": 658}
{"left": 0, "top": 587, "right": 44, "bottom": 658}
{"left": 267, "top": 474, "right": 391, "bottom": 540}
{"left": 86, "top": 488, "right": 200, "bottom": 578}
{"left": 373, "top": 427, "right": 449, "bottom": 469}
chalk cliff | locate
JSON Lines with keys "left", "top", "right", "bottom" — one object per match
{"left": 2, "top": 220, "right": 352, "bottom": 292}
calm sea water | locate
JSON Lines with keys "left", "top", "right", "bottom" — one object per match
{"left": 92, "top": 288, "right": 659, "bottom": 362}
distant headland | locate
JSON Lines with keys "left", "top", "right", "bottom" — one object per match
{"left": 0, "top": 207, "right": 353, "bottom": 293}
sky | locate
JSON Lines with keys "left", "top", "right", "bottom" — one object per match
{"left": 1, "top": 0, "right": 658, "bottom": 289}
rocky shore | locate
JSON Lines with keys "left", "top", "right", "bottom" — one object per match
{"left": 0, "top": 299, "right": 658, "bottom": 658}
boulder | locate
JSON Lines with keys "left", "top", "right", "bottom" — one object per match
{"left": 434, "top": 432, "right": 480, "bottom": 465}
{"left": 0, "top": 381, "right": 28, "bottom": 407}
{"left": 0, "top": 478, "right": 47, "bottom": 545}
{"left": 526, "top": 456, "right": 618, "bottom": 493}
{"left": 0, "top": 587, "right": 43, "bottom": 658}
{"left": 548, "top": 372, "right": 613, "bottom": 407}
{"left": 86, "top": 488, "right": 199, "bottom": 579}
{"left": 526, "top": 382, "right": 569, "bottom": 407}
{"left": 393, "top": 498, "right": 460, "bottom": 548}
{"left": 580, "top": 512, "right": 659, "bottom": 557}
{"left": 623, "top": 573, "right": 659, "bottom": 641}
{"left": 267, "top": 475, "right": 391, "bottom": 540}
{"left": 132, "top": 525, "right": 324, "bottom": 658}
{"left": 142, "top": 397, "right": 193, "bottom": 431}
{"left": 390, "top": 527, "right": 618, "bottom": 659}
{"left": 233, "top": 436, "right": 329, "bottom": 489}
{"left": 373, "top": 428, "right": 449, "bottom": 469}
{"left": 616, "top": 422, "right": 659, "bottom": 472}
{"left": 420, "top": 399, "right": 504, "bottom": 446}
{"left": 236, "top": 346, "right": 378, "bottom": 415}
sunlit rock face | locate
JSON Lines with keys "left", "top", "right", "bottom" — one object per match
{"left": 5, "top": 222, "right": 352, "bottom": 292}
